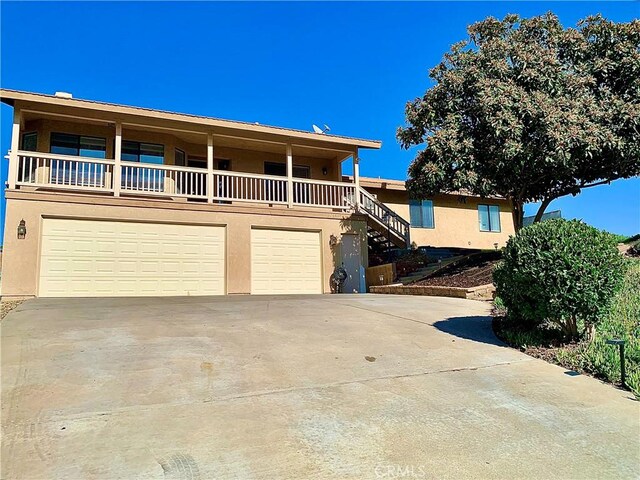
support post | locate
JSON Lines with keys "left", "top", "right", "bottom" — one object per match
{"left": 8, "top": 109, "right": 21, "bottom": 189}
{"left": 114, "top": 122, "right": 122, "bottom": 196}
{"left": 207, "top": 133, "right": 214, "bottom": 203}
{"left": 286, "top": 142, "right": 293, "bottom": 208}
{"left": 352, "top": 149, "right": 360, "bottom": 209}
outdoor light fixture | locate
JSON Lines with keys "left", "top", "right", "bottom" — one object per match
{"left": 17, "top": 219, "right": 26, "bottom": 239}
{"left": 606, "top": 339, "right": 626, "bottom": 388}
{"left": 494, "top": 242, "right": 499, "bottom": 250}
{"left": 329, "top": 234, "right": 338, "bottom": 247}
{"left": 379, "top": 274, "right": 384, "bottom": 285}
{"left": 322, "top": 167, "right": 328, "bottom": 176}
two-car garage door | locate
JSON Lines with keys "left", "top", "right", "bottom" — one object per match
{"left": 39, "top": 219, "right": 226, "bottom": 297}
{"left": 38, "top": 220, "right": 323, "bottom": 297}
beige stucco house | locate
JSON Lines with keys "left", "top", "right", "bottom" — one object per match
{"left": 1, "top": 89, "right": 514, "bottom": 299}
{"left": 357, "top": 177, "right": 515, "bottom": 251}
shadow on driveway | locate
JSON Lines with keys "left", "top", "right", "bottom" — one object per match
{"left": 433, "top": 315, "right": 507, "bottom": 347}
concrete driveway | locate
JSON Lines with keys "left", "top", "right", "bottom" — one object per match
{"left": 2, "top": 295, "right": 638, "bottom": 479}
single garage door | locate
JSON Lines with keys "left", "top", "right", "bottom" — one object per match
{"left": 251, "top": 228, "right": 322, "bottom": 294}
{"left": 39, "top": 219, "right": 225, "bottom": 297}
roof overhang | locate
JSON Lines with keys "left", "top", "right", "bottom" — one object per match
{"left": 347, "top": 175, "right": 508, "bottom": 200}
{"left": 1, "top": 89, "right": 382, "bottom": 152}
{"left": 344, "top": 175, "right": 407, "bottom": 191}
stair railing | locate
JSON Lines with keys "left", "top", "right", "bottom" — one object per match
{"left": 358, "top": 187, "right": 411, "bottom": 247}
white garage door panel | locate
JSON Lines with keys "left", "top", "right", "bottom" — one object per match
{"left": 39, "top": 219, "right": 225, "bottom": 297}
{"left": 251, "top": 229, "right": 322, "bottom": 294}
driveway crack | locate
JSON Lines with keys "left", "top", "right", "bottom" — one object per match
{"left": 2, "top": 358, "right": 533, "bottom": 428}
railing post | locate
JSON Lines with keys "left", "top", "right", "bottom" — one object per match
{"left": 207, "top": 134, "right": 214, "bottom": 203}
{"left": 286, "top": 142, "right": 293, "bottom": 208}
{"left": 352, "top": 148, "right": 360, "bottom": 209}
{"left": 114, "top": 122, "right": 122, "bottom": 196}
{"left": 8, "top": 109, "right": 21, "bottom": 190}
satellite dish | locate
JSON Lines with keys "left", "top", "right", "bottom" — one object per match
{"left": 312, "top": 124, "right": 331, "bottom": 134}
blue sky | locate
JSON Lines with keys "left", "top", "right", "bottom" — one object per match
{"left": 1, "top": 1, "right": 638, "bottom": 238}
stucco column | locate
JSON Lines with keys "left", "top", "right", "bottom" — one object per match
{"left": 207, "top": 134, "right": 214, "bottom": 203}
{"left": 225, "top": 219, "right": 251, "bottom": 294}
{"left": 8, "top": 109, "right": 21, "bottom": 189}
{"left": 352, "top": 148, "right": 360, "bottom": 209}
{"left": 286, "top": 142, "right": 293, "bottom": 207}
{"left": 114, "top": 122, "right": 122, "bottom": 196}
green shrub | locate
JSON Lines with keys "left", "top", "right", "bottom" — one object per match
{"left": 494, "top": 219, "right": 626, "bottom": 339}
{"left": 582, "top": 262, "right": 640, "bottom": 394}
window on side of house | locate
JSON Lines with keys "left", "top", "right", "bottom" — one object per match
{"left": 122, "top": 141, "right": 164, "bottom": 164}
{"left": 21, "top": 132, "right": 38, "bottom": 151}
{"left": 50, "top": 132, "right": 106, "bottom": 158}
{"left": 409, "top": 199, "right": 435, "bottom": 228}
{"left": 478, "top": 204, "right": 501, "bottom": 232}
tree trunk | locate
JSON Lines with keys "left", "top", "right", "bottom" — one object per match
{"left": 586, "top": 324, "right": 596, "bottom": 343}
{"left": 564, "top": 316, "right": 579, "bottom": 341}
{"left": 511, "top": 199, "right": 524, "bottom": 233}
{"left": 533, "top": 197, "right": 554, "bottom": 223}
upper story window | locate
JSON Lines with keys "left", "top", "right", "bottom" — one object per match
{"left": 122, "top": 141, "right": 164, "bottom": 164}
{"left": 50, "top": 132, "right": 106, "bottom": 158}
{"left": 21, "top": 132, "right": 38, "bottom": 151}
{"left": 478, "top": 204, "right": 501, "bottom": 232}
{"left": 264, "top": 162, "right": 310, "bottom": 178}
{"left": 409, "top": 199, "right": 435, "bottom": 228}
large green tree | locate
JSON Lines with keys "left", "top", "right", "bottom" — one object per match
{"left": 398, "top": 13, "right": 640, "bottom": 230}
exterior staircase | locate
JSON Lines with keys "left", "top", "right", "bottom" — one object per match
{"left": 358, "top": 188, "right": 411, "bottom": 256}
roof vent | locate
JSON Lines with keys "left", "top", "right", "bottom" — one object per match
{"left": 54, "top": 91, "right": 73, "bottom": 99}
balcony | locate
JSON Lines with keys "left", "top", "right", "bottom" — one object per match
{"left": 13, "top": 150, "right": 358, "bottom": 210}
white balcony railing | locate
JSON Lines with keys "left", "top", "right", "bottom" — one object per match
{"left": 120, "top": 161, "right": 208, "bottom": 198}
{"left": 292, "top": 178, "right": 356, "bottom": 208}
{"left": 12, "top": 151, "right": 354, "bottom": 210}
{"left": 212, "top": 171, "right": 288, "bottom": 204}
{"left": 17, "top": 152, "right": 114, "bottom": 191}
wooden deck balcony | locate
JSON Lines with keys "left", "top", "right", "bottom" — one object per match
{"left": 12, "top": 150, "right": 359, "bottom": 210}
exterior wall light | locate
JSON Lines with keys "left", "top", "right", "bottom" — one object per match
{"left": 322, "top": 167, "right": 328, "bottom": 176}
{"left": 494, "top": 242, "right": 499, "bottom": 250}
{"left": 17, "top": 219, "right": 26, "bottom": 239}
{"left": 329, "top": 234, "right": 338, "bottom": 247}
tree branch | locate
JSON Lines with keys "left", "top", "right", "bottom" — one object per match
{"left": 533, "top": 197, "right": 554, "bottom": 223}
{"left": 578, "top": 179, "right": 611, "bottom": 190}
{"left": 532, "top": 179, "right": 613, "bottom": 224}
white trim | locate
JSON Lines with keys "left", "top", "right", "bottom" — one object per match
{"left": 286, "top": 143, "right": 293, "bottom": 208}
{"left": 17, "top": 150, "right": 115, "bottom": 165}
{"left": 9, "top": 109, "right": 22, "bottom": 189}
{"left": 114, "top": 122, "right": 122, "bottom": 196}
{"left": 207, "top": 134, "right": 214, "bottom": 203}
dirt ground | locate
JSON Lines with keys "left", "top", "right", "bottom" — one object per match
{"left": 414, "top": 260, "right": 498, "bottom": 288}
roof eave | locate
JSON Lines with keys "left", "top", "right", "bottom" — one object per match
{"left": 0, "top": 89, "right": 382, "bottom": 150}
